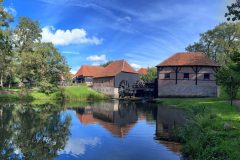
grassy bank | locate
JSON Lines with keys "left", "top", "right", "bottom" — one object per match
{"left": 156, "top": 98, "right": 240, "bottom": 160}
{"left": 0, "top": 85, "right": 108, "bottom": 102}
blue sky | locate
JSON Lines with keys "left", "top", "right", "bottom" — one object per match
{"left": 4, "top": 0, "right": 232, "bottom": 73}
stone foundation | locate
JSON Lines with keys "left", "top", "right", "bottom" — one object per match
{"left": 93, "top": 86, "right": 119, "bottom": 98}
{"left": 158, "top": 80, "right": 218, "bottom": 97}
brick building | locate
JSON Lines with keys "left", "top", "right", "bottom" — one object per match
{"left": 156, "top": 52, "right": 219, "bottom": 97}
{"left": 93, "top": 60, "right": 139, "bottom": 98}
{"left": 74, "top": 65, "right": 104, "bottom": 86}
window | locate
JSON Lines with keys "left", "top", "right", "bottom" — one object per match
{"left": 164, "top": 73, "right": 170, "bottom": 79}
{"left": 183, "top": 73, "right": 189, "bottom": 80}
{"left": 204, "top": 73, "right": 210, "bottom": 80}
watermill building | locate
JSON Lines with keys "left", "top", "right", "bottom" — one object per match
{"left": 156, "top": 52, "right": 219, "bottom": 97}
{"left": 93, "top": 60, "right": 139, "bottom": 98}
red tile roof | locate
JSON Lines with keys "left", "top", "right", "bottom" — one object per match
{"left": 157, "top": 52, "right": 219, "bottom": 67}
{"left": 137, "top": 68, "right": 148, "bottom": 74}
{"left": 75, "top": 65, "right": 105, "bottom": 77}
{"left": 95, "top": 60, "right": 138, "bottom": 78}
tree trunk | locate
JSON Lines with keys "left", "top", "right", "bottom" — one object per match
{"left": 0, "top": 74, "right": 3, "bottom": 88}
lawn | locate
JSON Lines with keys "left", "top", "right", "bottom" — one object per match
{"left": 155, "top": 98, "right": 240, "bottom": 160}
{"left": 63, "top": 85, "right": 107, "bottom": 101}
{"left": 0, "top": 85, "right": 107, "bottom": 102}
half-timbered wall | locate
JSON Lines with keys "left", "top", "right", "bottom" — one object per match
{"left": 157, "top": 66, "right": 218, "bottom": 97}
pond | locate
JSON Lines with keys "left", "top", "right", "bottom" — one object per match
{"left": 0, "top": 100, "right": 186, "bottom": 160}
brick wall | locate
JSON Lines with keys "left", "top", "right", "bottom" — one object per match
{"left": 157, "top": 66, "right": 218, "bottom": 97}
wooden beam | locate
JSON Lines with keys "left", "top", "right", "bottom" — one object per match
{"left": 171, "top": 66, "right": 182, "bottom": 84}
{"left": 191, "top": 66, "right": 202, "bottom": 85}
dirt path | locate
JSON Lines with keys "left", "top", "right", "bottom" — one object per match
{"left": 233, "top": 100, "right": 240, "bottom": 112}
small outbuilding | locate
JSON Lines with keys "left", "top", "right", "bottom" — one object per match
{"left": 156, "top": 52, "right": 219, "bottom": 97}
{"left": 74, "top": 65, "right": 104, "bottom": 86}
{"left": 93, "top": 60, "right": 139, "bottom": 98}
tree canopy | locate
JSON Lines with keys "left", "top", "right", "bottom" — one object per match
{"left": 140, "top": 67, "right": 157, "bottom": 83}
{"left": 225, "top": 0, "right": 240, "bottom": 21}
{"left": 186, "top": 22, "right": 240, "bottom": 65}
{"left": 0, "top": 1, "right": 70, "bottom": 93}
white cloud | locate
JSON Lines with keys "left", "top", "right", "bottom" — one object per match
{"left": 86, "top": 54, "right": 107, "bottom": 62}
{"left": 60, "top": 137, "right": 100, "bottom": 156}
{"left": 70, "top": 66, "right": 80, "bottom": 75}
{"left": 130, "top": 63, "right": 141, "bottom": 69}
{"left": 4, "top": 7, "right": 17, "bottom": 16}
{"left": 41, "top": 26, "right": 103, "bottom": 45}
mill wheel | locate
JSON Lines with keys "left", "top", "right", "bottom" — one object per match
{"left": 118, "top": 80, "right": 130, "bottom": 98}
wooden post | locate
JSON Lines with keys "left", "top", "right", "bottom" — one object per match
{"left": 196, "top": 66, "right": 198, "bottom": 85}
{"left": 172, "top": 66, "right": 181, "bottom": 84}
{"left": 192, "top": 66, "right": 202, "bottom": 85}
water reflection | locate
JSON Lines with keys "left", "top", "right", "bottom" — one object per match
{"left": 0, "top": 103, "right": 71, "bottom": 159}
{"left": 0, "top": 101, "right": 185, "bottom": 160}
{"left": 77, "top": 101, "right": 138, "bottom": 138}
{"left": 74, "top": 100, "right": 185, "bottom": 157}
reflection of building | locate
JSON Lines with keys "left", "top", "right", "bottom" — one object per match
{"left": 77, "top": 101, "right": 138, "bottom": 138}
{"left": 158, "top": 140, "right": 182, "bottom": 154}
{"left": 155, "top": 106, "right": 185, "bottom": 154}
{"left": 76, "top": 101, "right": 184, "bottom": 154}
{"left": 156, "top": 106, "right": 186, "bottom": 140}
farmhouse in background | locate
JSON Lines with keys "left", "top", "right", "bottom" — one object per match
{"left": 156, "top": 52, "right": 219, "bottom": 97}
{"left": 93, "top": 60, "right": 139, "bottom": 98}
{"left": 137, "top": 68, "right": 148, "bottom": 75}
{"left": 74, "top": 65, "right": 104, "bottom": 86}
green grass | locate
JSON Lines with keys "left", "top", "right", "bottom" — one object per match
{"left": 63, "top": 85, "right": 107, "bottom": 101}
{"left": 0, "top": 85, "right": 108, "bottom": 102}
{"left": 219, "top": 87, "right": 240, "bottom": 100}
{"left": 155, "top": 98, "right": 240, "bottom": 160}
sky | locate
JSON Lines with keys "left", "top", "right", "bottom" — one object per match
{"left": 3, "top": 0, "right": 233, "bottom": 74}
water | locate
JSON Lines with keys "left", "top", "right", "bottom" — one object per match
{"left": 0, "top": 100, "right": 186, "bottom": 160}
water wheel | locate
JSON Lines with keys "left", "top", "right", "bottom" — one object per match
{"left": 118, "top": 80, "right": 130, "bottom": 98}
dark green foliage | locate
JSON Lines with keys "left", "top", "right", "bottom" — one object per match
{"left": 140, "top": 67, "right": 157, "bottom": 83}
{"left": 100, "top": 61, "right": 113, "bottom": 67}
{"left": 216, "top": 50, "right": 240, "bottom": 104}
{"left": 225, "top": 1, "right": 240, "bottom": 21}
{"left": 158, "top": 99, "right": 240, "bottom": 160}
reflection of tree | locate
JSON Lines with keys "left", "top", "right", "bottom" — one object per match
{"left": 0, "top": 103, "right": 71, "bottom": 159}
{"left": 0, "top": 104, "right": 16, "bottom": 159}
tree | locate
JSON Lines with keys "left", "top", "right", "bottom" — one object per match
{"left": 0, "top": 0, "right": 14, "bottom": 87}
{"left": 100, "top": 61, "right": 113, "bottom": 67}
{"left": 186, "top": 23, "right": 240, "bottom": 65}
{"left": 216, "top": 50, "right": 240, "bottom": 105}
{"left": 14, "top": 17, "right": 42, "bottom": 52}
{"left": 14, "top": 17, "right": 69, "bottom": 93}
{"left": 140, "top": 67, "right": 157, "bottom": 83}
{"left": 225, "top": 0, "right": 240, "bottom": 21}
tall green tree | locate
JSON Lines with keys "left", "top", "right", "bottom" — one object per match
{"left": 14, "top": 17, "right": 69, "bottom": 92}
{"left": 0, "top": 0, "right": 14, "bottom": 87}
{"left": 216, "top": 50, "right": 240, "bottom": 105}
{"left": 14, "top": 17, "right": 42, "bottom": 52}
